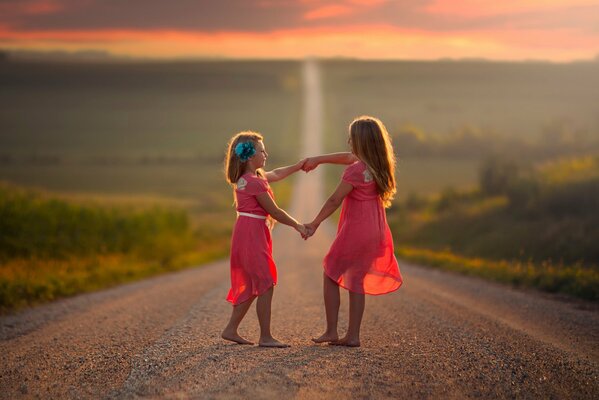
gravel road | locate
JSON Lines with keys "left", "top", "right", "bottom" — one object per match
{"left": 1, "top": 60, "right": 598, "bottom": 399}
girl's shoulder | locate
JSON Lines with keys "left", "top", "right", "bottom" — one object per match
{"left": 347, "top": 160, "right": 366, "bottom": 171}
{"left": 343, "top": 160, "right": 373, "bottom": 185}
{"left": 236, "top": 172, "right": 269, "bottom": 194}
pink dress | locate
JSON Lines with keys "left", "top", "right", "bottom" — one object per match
{"left": 226, "top": 172, "right": 277, "bottom": 305}
{"left": 324, "top": 161, "right": 403, "bottom": 295}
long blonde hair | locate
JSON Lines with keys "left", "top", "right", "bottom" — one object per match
{"left": 224, "top": 131, "right": 264, "bottom": 186}
{"left": 349, "top": 116, "right": 396, "bottom": 208}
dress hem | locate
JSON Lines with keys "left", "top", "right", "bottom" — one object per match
{"left": 226, "top": 282, "right": 276, "bottom": 306}
{"left": 323, "top": 268, "right": 402, "bottom": 296}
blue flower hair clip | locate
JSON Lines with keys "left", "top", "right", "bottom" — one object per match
{"left": 234, "top": 141, "right": 256, "bottom": 162}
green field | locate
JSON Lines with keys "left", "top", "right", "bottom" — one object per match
{"left": 0, "top": 60, "right": 303, "bottom": 215}
{"left": 0, "top": 182, "right": 230, "bottom": 312}
{"left": 320, "top": 60, "right": 599, "bottom": 196}
{"left": 321, "top": 60, "right": 599, "bottom": 142}
{"left": 389, "top": 156, "right": 599, "bottom": 300}
{"left": 3, "top": 59, "right": 598, "bottom": 200}
{"left": 0, "top": 61, "right": 302, "bottom": 159}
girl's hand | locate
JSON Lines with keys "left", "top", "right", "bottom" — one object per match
{"left": 302, "top": 221, "right": 319, "bottom": 239}
{"left": 295, "top": 223, "right": 308, "bottom": 237}
{"left": 301, "top": 157, "right": 319, "bottom": 172}
{"left": 296, "top": 158, "right": 308, "bottom": 171}
{"left": 301, "top": 224, "right": 312, "bottom": 240}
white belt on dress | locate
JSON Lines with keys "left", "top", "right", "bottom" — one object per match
{"left": 237, "top": 212, "right": 267, "bottom": 220}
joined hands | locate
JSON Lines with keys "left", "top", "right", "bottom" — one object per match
{"left": 293, "top": 157, "right": 319, "bottom": 239}
{"left": 300, "top": 157, "right": 319, "bottom": 173}
{"left": 300, "top": 222, "right": 318, "bottom": 240}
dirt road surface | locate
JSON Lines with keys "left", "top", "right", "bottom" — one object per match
{"left": 1, "top": 60, "right": 598, "bottom": 399}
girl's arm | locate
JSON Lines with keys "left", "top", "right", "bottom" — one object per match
{"left": 305, "top": 181, "right": 353, "bottom": 234}
{"left": 264, "top": 158, "right": 306, "bottom": 183}
{"left": 303, "top": 152, "right": 358, "bottom": 172}
{"left": 256, "top": 192, "right": 307, "bottom": 235}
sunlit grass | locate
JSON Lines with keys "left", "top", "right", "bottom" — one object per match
{"left": 539, "top": 155, "right": 599, "bottom": 184}
{"left": 459, "top": 196, "right": 508, "bottom": 216}
{"left": 397, "top": 246, "right": 599, "bottom": 301}
{"left": 0, "top": 183, "right": 232, "bottom": 313}
{"left": 0, "top": 243, "right": 228, "bottom": 313}
{"left": 391, "top": 154, "right": 599, "bottom": 301}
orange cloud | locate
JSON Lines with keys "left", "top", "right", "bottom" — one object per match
{"left": 424, "top": 0, "right": 599, "bottom": 17}
{"left": 346, "top": 0, "right": 388, "bottom": 6}
{"left": 304, "top": 5, "right": 353, "bottom": 20}
{"left": 25, "top": 0, "right": 62, "bottom": 14}
{"left": 302, "top": 0, "right": 389, "bottom": 21}
{"left": 1, "top": 25, "right": 595, "bottom": 62}
{"left": 0, "top": 0, "right": 62, "bottom": 16}
{"left": 299, "top": 0, "right": 387, "bottom": 5}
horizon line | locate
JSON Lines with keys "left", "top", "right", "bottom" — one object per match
{"left": 2, "top": 49, "right": 598, "bottom": 65}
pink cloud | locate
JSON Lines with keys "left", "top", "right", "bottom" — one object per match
{"left": 302, "top": 0, "right": 388, "bottom": 20}
{"left": 0, "top": 1, "right": 596, "bottom": 62}
{"left": 346, "top": 0, "right": 387, "bottom": 6}
{"left": 299, "top": 0, "right": 387, "bottom": 5}
{"left": 303, "top": 5, "right": 353, "bottom": 20}
{"left": 1, "top": 24, "right": 596, "bottom": 61}
{"left": 424, "top": 0, "right": 599, "bottom": 17}
{"left": 0, "top": 0, "right": 63, "bottom": 16}
{"left": 24, "top": 0, "right": 62, "bottom": 14}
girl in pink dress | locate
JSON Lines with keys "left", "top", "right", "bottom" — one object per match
{"left": 222, "top": 131, "right": 307, "bottom": 348}
{"left": 303, "top": 116, "right": 403, "bottom": 347}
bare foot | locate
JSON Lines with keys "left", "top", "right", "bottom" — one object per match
{"left": 221, "top": 330, "right": 254, "bottom": 345}
{"left": 258, "top": 337, "right": 290, "bottom": 348}
{"left": 311, "top": 332, "right": 339, "bottom": 343}
{"left": 329, "top": 336, "right": 360, "bottom": 347}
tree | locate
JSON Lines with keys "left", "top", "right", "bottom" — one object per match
{"left": 479, "top": 157, "right": 519, "bottom": 196}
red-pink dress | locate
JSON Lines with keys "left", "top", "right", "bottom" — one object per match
{"left": 226, "top": 172, "right": 277, "bottom": 305}
{"left": 324, "top": 161, "right": 403, "bottom": 295}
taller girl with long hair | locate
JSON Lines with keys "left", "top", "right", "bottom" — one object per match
{"left": 303, "top": 116, "right": 403, "bottom": 347}
{"left": 222, "top": 131, "right": 307, "bottom": 348}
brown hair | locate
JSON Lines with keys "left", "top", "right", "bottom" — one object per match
{"left": 224, "top": 131, "right": 275, "bottom": 228}
{"left": 349, "top": 116, "right": 396, "bottom": 207}
{"left": 224, "top": 131, "right": 264, "bottom": 186}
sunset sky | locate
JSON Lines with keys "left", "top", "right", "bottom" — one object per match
{"left": 1, "top": 0, "right": 598, "bottom": 61}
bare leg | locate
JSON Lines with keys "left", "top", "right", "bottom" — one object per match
{"left": 257, "top": 286, "right": 289, "bottom": 348}
{"left": 312, "top": 273, "right": 340, "bottom": 343}
{"left": 222, "top": 297, "right": 255, "bottom": 344}
{"left": 331, "top": 291, "right": 364, "bottom": 347}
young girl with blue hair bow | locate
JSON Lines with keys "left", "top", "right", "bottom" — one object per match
{"left": 222, "top": 131, "right": 307, "bottom": 348}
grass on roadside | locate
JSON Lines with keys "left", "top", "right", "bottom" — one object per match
{"left": 397, "top": 246, "right": 599, "bottom": 301}
{"left": 0, "top": 183, "right": 232, "bottom": 313}
{"left": 0, "top": 242, "right": 228, "bottom": 313}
